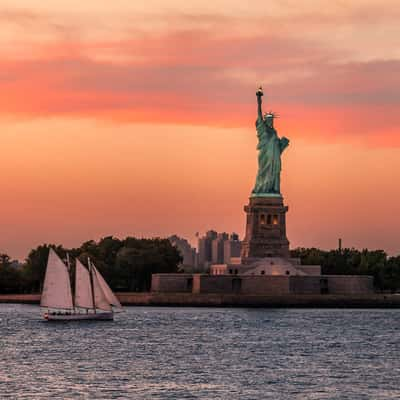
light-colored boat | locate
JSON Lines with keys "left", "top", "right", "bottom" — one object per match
{"left": 41, "top": 249, "right": 123, "bottom": 321}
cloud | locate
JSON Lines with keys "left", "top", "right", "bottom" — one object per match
{"left": 0, "top": 8, "right": 399, "bottom": 146}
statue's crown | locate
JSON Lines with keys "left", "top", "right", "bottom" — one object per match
{"left": 264, "top": 111, "right": 278, "bottom": 119}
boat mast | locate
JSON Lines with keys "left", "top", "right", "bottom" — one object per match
{"left": 66, "top": 253, "right": 75, "bottom": 311}
{"left": 66, "top": 253, "right": 71, "bottom": 271}
{"left": 88, "top": 257, "right": 97, "bottom": 314}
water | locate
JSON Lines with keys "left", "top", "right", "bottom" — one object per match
{"left": 0, "top": 305, "right": 399, "bottom": 399}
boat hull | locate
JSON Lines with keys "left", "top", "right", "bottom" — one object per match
{"left": 44, "top": 312, "right": 113, "bottom": 321}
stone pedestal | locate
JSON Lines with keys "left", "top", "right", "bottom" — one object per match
{"left": 241, "top": 195, "right": 290, "bottom": 263}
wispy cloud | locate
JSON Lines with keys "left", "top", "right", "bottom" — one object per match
{"left": 0, "top": 6, "right": 399, "bottom": 145}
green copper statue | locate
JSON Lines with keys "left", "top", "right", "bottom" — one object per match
{"left": 252, "top": 87, "right": 289, "bottom": 196}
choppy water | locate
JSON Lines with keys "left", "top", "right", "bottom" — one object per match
{"left": 0, "top": 305, "right": 399, "bottom": 399}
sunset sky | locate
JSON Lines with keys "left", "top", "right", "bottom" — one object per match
{"left": 1, "top": 1, "right": 400, "bottom": 259}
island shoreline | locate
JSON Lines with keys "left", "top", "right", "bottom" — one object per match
{"left": 1, "top": 293, "right": 400, "bottom": 308}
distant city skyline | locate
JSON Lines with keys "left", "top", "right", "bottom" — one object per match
{"left": 169, "top": 231, "right": 241, "bottom": 272}
{"left": 1, "top": 1, "right": 400, "bottom": 259}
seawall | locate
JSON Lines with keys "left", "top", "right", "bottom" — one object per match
{"left": 1, "top": 293, "right": 400, "bottom": 308}
{"left": 0, "top": 294, "right": 41, "bottom": 304}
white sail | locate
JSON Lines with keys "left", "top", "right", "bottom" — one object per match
{"left": 41, "top": 248, "right": 73, "bottom": 309}
{"left": 92, "top": 265, "right": 123, "bottom": 309}
{"left": 75, "top": 259, "right": 94, "bottom": 309}
{"left": 92, "top": 269, "right": 112, "bottom": 311}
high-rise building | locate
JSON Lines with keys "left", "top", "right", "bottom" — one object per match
{"left": 211, "top": 232, "right": 229, "bottom": 264}
{"left": 198, "top": 230, "right": 217, "bottom": 267}
{"left": 197, "top": 230, "right": 241, "bottom": 269}
{"left": 223, "top": 233, "right": 241, "bottom": 264}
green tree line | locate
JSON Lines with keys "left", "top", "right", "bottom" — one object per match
{"left": 2, "top": 243, "right": 400, "bottom": 294}
{"left": 0, "top": 236, "right": 182, "bottom": 294}
{"left": 290, "top": 247, "right": 400, "bottom": 292}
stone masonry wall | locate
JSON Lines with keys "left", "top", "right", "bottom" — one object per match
{"left": 326, "top": 275, "right": 374, "bottom": 294}
{"left": 151, "top": 274, "right": 193, "bottom": 293}
{"left": 152, "top": 274, "right": 374, "bottom": 295}
{"left": 240, "top": 276, "right": 290, "bottom": 295}
{"left": 289, "top": 276, "right": 323, "bottom": 294}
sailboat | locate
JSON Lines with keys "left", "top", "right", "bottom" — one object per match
{"left": 41, "top": 248, "right": 123, "bottom": 321}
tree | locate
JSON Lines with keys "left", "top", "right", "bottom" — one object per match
{"left": 291, "top": 247, "right": 393, "bottom": 291}
{"left": 24, "top": 244, "right": 67, "bottom": 292}
{"left": 380, "top": 256, "right": 400, "bottom": 293}
{"left": 115, "top": 238, "right": 181, "bottom": 291}
{"left": 0, "top": 253, "right": 22, "bottom": 293}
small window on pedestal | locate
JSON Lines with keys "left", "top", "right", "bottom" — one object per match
{"left": 260, "top": 214, "right": 266, "bottom": 225}
{"left": 272, "top": 215, "right": 279, "bottom": 225}
{"left": 267, "top": 215, "right": 272, "bottom": 225}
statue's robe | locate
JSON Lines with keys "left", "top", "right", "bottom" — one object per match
{"left": 252, "top": 116, "right": 289, "bottom": 194}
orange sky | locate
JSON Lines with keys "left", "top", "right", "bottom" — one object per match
{"left": 1, "top": 1, "right": 400, "bottom": 259}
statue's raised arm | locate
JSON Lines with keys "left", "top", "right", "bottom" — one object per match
{"left": 256, "top": 86, "right": 263, "bottom": 121}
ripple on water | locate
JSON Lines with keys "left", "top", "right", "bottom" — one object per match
{"left": 0, "top": 305, "right": 399, "bottom": 399}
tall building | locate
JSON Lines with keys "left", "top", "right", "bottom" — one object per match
{"left": 198, "top": 230, "right": 217, "bottom": 267}
{"left": 223, "top": 233, "right": 241, "bottom": 264}
{"left": 197, "top": 231, "right": 241, "bottom": 269}
{"left": 211, "top": 232, "right": 229, "bottom": 264}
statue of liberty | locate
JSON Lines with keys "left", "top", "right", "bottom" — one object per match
{"left": 252, "top": 87, "right": 289, "bottom": 196}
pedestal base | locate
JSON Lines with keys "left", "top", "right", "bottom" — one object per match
{"left": 241, "top": 195, "right": 290, "bottom": 263}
